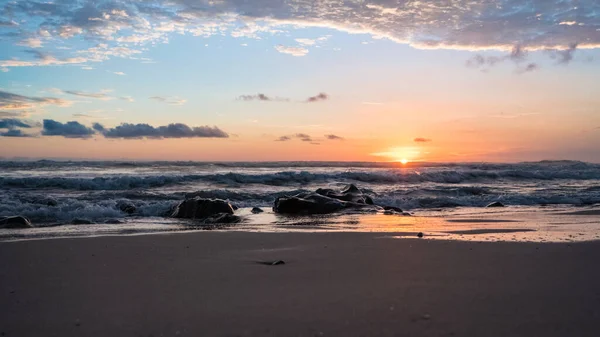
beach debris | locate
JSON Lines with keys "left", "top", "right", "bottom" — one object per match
{"left": 251, "top": 207, "right": 264, "bottom": 214}
{"left": 257, "top": 260, "right": 286, "bottom": 266}
{"left": 417, "top": 232, "right": 424, "bottom": 238}
{"left": 117, "top": 200, "right": 136, "bottom": 214}
{"left": 486, "top": 201, "right": 505, "bottom": 208}
{"left": 172, "top": 197, "right": 235, "bottom": 219}
{"left": 0, "top": 216, "right": 33, "bottom": 229}
{"left": 71, "top": 218, "right": 94, "bottom": 225}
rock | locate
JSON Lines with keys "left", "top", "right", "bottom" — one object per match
{"left": 171, "top": 197, "right": 235, "bottom": 219}
{"left": 315, "top": 184, "right": 374, "bottom": 205}
{"left": 231, "top": 204, "right": 239, "bottom": 211}
{"left": 0, "top": 216, "right": 33, "bottom": 229}
{"left": 104, "top": 219, "right": 124, "bottom": 224}
{"left": 71, "top": 219, "right": 94, "bottom": 225}
{"left": 117, "top": 201, "right": 136, "bottom": 214}
{"left": 486, "top": 201, "right": 505, "bottom": 208}
{"left": 383, "top": 206, "right": 403, "bottom": 213}
{"left": 43, "top": 198, "right": 58, "bottom": 207}
{"left": 251, "top": 207, "right": 264, "bottom": 214}
{"left": 417, "top": 232, "right": 424, "bottom": 238}
{"left": 274, "top": 184, "right": 376, "bottom": 215}
{"left": 202, "top": 213, "right": 242, "bottom": 224}
{"left": 257, "top": 260, "right": 285, "bottom": 266}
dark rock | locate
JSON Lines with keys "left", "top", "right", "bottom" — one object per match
{"left": 171, "top": 197, "right": 235, "bottom": 219}
{"left": 71, "top": 219, "right": 94, "bottom": 225}
{"left": 202, "top": 213, "right": 242, "bottom": 224}
{"left": 0, "top": 216, "right": 33, "bottom": 229}
{"left": 402, "top": 212, "right": 412, "bottom": 216}
{"left": 257, "top": 260, "right": 285, "bottom": 266}
{"left": 486, "top": 201, "right": 505, "bottom": 208}
{"left": 251, "top": 207, "right": 264, "bottom": 214}
{"left": 383, "top": 210, "right": 397, "bottom": 215}
{"left": 383, "top": 206, "right": 403, "bottom": 213}
{"left": 315, "top": 184, "right": 374, "bottom": 204}
{"left": 104, "top": 219, "right": 124, "bottom": 224}
{"left": 274, "top": 184, "right": 376, "bottom": 215}
{"left": 231, "top": 204, "right": 239, "bottom": 210}
{"left": 417, "top": 232, "right": 424, "bottom": 238}
{"left": 117, "top": 201, "right": 136, "bottom": 214}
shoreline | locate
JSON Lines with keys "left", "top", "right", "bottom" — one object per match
{"left": 2, "top": 231, "right": 600, "bottom": 336}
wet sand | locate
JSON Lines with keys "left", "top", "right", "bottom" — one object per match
{"left": 1, "top": 232, "right": 600, "bottom": 337}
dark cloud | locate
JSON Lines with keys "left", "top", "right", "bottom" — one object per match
{"left": 0, "top": 118, "right": 34, "bottom": 129}
{"left": 42, "top": 119, "right": 96, "bottom": 138}
{"left": 306, "top": 93, "right": 329, "bottom": 103}
{"left": 238, "top": 94, "right": 289, "bottom": 102}
{"left": 0, "top": 129, "right": 33, "bottom": 137}
{"left": 551, "top": 43, "right": 578, "bottom": 64}
{"left": 92, "top": 123, "right": 106, "bottom": 132}
{"left": 275, "top": 135, "right": 291, "bottom": 141}
{"left": 414, "top": 138, "right": 432, "bottom": 143}
{"left": 325, "top": 134, "right": 344, "bottom": 140}
{"left": 516, "top": 63, "right": 539, "bottom": 74}
{"left": 466, "top": 44, "right": 546, "bottom": 74}
{"left": 295, "top": 133, "right": 313, "bottom": 142}
{"left": 98, "top": 123, "right": 229, "bottom": 139}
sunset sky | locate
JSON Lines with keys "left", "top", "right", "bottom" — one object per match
{"left": 1, "top": 0, "right": 599, "bottom": 162}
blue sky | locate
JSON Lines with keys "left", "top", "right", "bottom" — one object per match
{"left": 1, "top": 1, "right": 599, "bottom": 162}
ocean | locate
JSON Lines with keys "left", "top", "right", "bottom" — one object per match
{"left": 1, "top": 160, "right": 600, "bottom": 241}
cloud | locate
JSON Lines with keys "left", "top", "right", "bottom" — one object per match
{"left": 119, "top": 96, "right": 134, "bottom": 102}
{"left": 1, "top": 129, "right": 34, "bottom": 137}
{"left": 274, "top": 45, "right": 309, "bottom": 57}
{"left": 306, "top": 93, "right": 329, "bottom": 103}
{"left": 551, "top": 43, "right": 578, "bottom": 64}
{"left": 275, "top": 135, "right": 291, "bottom": 141}
{"left": 466, "top": 45, "right": 540, "bottom": 73}
{"left": 0, "top": 118, "right": 35, "bottom": 129}
{"left": 111, "top": 71, "right": 126, "bottom": 76}
{"left": 295, "top": 133, "right": 313, "bottom": 142}
{"left": 0, "top": 90, "right": 72, "bottom": 113}
{"left": 237, "top": 94, "right": 289, "bottom": 102}
{"left": 414, "top": 138, "right": 432, "bottom": 143}
{"left": 98, "top": 123, "right": 229, "bottom": 139}
{"left": 516, "top": 63, "right": 540, "bottom": 74}
{"left": 1, "top": 1, "right": 597, "bottom": 64}
{"left": 42, "top": 119, "right": 96, "bottom": 138}
{"left": 325, "top": 134, "right": 344, "bottom": 140}
{"left": 238, "top": 94, "right": 271, "bottom": 101}
{"left": 63, "top": 90, "right": 113, "bottom": 100}
{"left": 149, "top": 96, "right": 186, "bottom": 106}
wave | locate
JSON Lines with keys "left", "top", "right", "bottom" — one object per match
{"left": 3, "top": 166, "right": 600, "bottom": 190}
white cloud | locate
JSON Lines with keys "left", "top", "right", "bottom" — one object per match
{"left": 274, "top": 45, "right": 309, "bottom": 56}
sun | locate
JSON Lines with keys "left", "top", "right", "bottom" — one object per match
{"left": 400, "top": 158, "right": 408, "bottom": 165}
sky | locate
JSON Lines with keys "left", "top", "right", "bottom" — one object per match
{"left": 0, "top": 0, "right": 599, "bottom": 162}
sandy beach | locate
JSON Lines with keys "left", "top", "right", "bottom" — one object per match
{"left": 1, "top": 232, "right": 599, "bottom": 337}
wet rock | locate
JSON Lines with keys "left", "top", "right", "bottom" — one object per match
{"left": 251, "top": 207, "right": 264, "bottom": 214}
{"left": 0, "top": 216, "right": 33, "bottom": 229}
{"left": 315, "top": 184, "right": 374, "bottom": 205}
{"left": 486, "top": 201, "right": 505, "bottom": 208}
{"left": 257, "top": 260, "right": 285, "bottom": 266}
{"left": 274, "top": 184, "right": 376, "bottom": 215}
{"left": 383, "top": 206, "right": 403, "bottom": 213}
{"left": 202, "top": 213, "right": 242, "bottom": 224}
{"left": 71, "top": 219, "right": 94, "bottom": 225}
{"left": 417, "top": 232, "right": 424, "bottom": 238}
{"left": 104, "top": 219, "right": 124, "bottom": 224}
{"left": 117, "top": 201, "right": 136, "bottom": 214}
{"left": 231, "top": 204, "right": 239, "bottom": 211}
{"left": 172, "top": 197, "right": 235, "bottom": 219}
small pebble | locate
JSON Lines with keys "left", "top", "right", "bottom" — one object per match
{"left": 417, "top": 232, "right": 424, "bottom": 238}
